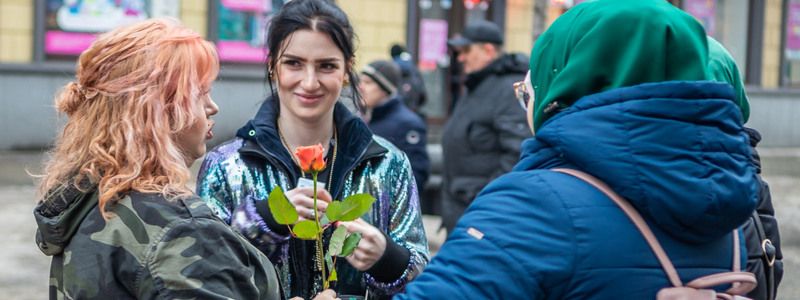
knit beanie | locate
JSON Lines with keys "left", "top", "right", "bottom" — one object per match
{"left": 361, "top": 60, "right": 401, "bottom": 95}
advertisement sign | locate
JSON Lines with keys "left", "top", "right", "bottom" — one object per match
{"left": 44, "top": 0, "right": 179, "bottom": 56}
{"left": 216, "top": 0, "right": 284, "bottom": 63}
{"left": 683, "top": 0, "right": 717, "bottom": 36}
{"left": 786, "top": 2, "right": 800, "bottom": 59}
{"left": 418, "top": 19, "right": 448, "bottom": 71}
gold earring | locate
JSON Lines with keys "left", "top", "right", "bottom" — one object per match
{"left": 343, "top": 77, "right": 350, "bottom": 86}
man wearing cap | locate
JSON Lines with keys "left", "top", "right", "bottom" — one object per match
{"left": 440, "top": 20, "right": 531, "bottom": 232}
{"left": 359, "top": 60, "right": 430, "bottom": 195}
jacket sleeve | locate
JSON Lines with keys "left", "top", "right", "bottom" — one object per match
{"left": 196, "top": 146, "right": 291, "bottom": 261}
{"left": 196, "top": 150, "right": 235, "bottom": 223}
{"left": 395, "top": 172, "right": 575, "bottom": 300}
{"left": 363, "top": 153, "right": 430, "bottom": 295}
{"left": 742, "top": 127, "right": 783, "bottom": 299}
{"left": 491, "top": 83, "right": 532, "bottom": 179}
{"left": 139, "top": 217, "right": 282, "bottom": 300}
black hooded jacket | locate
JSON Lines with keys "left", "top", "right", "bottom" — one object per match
{"left": 440, "top": 53, "right": 532, "bottom": 231}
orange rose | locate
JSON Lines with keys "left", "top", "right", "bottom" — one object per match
{"left": 294, "top": 144, "right": 326, "bottom": 173}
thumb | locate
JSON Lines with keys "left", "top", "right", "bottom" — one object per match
{"left": 314, "top": 289, "right": 338, "bottom": 299}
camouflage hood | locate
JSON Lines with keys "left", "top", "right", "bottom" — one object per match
{"left": 34, "top": 184, "right": 98, "bottom": 256}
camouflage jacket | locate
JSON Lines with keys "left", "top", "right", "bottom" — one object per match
{"left": 34, "top": 185, "right": 281, "bottom": 299}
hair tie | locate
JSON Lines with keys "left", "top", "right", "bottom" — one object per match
{"left": 69, "top": 82, "right": 100, "bottom": 99}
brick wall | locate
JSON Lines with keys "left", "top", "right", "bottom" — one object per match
{"left": 505, "top": 0, "right": 534, "bottom": 56}
{"left": 339, "top": 0, "right": 407, "bottom": 69}
{"left": 762, "top": 0, "right": 783, "bottom": 88}
{"left": 0, "top": 0, "right": 33, "bottom": 62}
{"left": 180, "top": 0, "right": 207, "bottom": 38}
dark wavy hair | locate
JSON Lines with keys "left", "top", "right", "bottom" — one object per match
{"left": 266, "top": 0, "right": 363, "bottom": 112}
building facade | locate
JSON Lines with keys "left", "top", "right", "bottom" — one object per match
{"left": 0, "top": 0, "right": 798, "bottom": 149}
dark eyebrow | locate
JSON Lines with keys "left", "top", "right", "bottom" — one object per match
{"left": 281, "top": 53, "right": 343, "bottom": 64}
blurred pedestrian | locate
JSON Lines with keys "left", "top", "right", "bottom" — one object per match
{"left": 396, "top": 0, "right": 758, "bottom": 298}
{"left": 33, "top": 18, "right": 285, "bottom": 299}
{"left": 390, "top": 44, "right": 428, "bottom": 116}
{"left": 440, "top": 20, "right": 531, "bottom": 232}
{"left": 359, "top": 59, "right": 430, "bottom": 199}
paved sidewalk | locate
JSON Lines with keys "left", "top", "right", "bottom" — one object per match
{"left": 1, "top": 150, "right": 798, "bottom": 299}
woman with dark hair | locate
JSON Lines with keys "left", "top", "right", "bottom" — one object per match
{"left": 196, "top": 0, "right": 429, "bottom": 299}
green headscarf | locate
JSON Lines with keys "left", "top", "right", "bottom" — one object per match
{"left": 707, "top": 36, "right": 750, "bottom": 123}
{"left": 529, "top": 0, "right": 710, "bottom": 131}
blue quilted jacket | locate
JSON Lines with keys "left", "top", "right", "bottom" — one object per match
{"left": 396, "top": 81, "right": 758, "bottom": 299}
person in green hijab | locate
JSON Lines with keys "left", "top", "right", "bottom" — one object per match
{"left": 395, "top": 0, "right": 759, "bottom": 298}
{"left": 707, "top": 36, "right": 750, "bottom": 122}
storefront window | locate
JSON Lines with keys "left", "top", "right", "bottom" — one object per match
{"left": 213, "top": 0, "right": 285, "bottom": 63}
{"left": 418, "top": 0, "right": 451, "bottom": 120}
{"left": 683, "top": 0, "right": 750, "bottom": 82}
{"left": 784, "top": 0, "right": 800, "bottom": 86}
{"left": 43, "top": 0, "right": 179, "bottom": 58}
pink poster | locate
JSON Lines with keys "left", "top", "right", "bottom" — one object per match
{"left": 787, "top": 2, "right": 800, "bottom": 53}
{"left": 45, "top": 31, "right": 98, "bottom": 56}
{"left": 217, "top": 41, "right": 267, "bottom": 63}
{"left": 43, "top": 0, "right": 179, "bottom": 56}
{"left": 418, "top": 19, "right": 448, "bottom": 71}
{"left": 683, "top": 0, "right": 717, "bottom": 36}
{"left": 221, "top": 0, "right": 267, "bottom": 12}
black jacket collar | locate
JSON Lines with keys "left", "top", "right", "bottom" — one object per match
{"left": 465, "top": 52, "right": 528, "bottom": 91}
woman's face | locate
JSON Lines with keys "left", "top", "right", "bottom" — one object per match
{"left": 176, "top": 92, "right": 219, "bottom": 166}
{"left": 358, "top": 74, "right": 388, "bottom": 109}
{"left": 523, "top": 71, "right": 536, "bottom": 133}
{"left": 274, "top": 29, "right": 347, "bottom": 123}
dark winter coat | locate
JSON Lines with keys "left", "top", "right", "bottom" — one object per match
{"left": 742, "top": 127, "right": 783, "bottom": 300}
{"left": 440, "top": 52, "right": 531, "bottom": 231}
{"left": 368, "top": 96, "right": 430, "bottom": 191}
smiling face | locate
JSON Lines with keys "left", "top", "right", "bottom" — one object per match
{"left": 274, "top": 29, "right": 347, "bottom": 125}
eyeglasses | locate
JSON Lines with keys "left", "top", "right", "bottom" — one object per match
{"left": 512, "top": 70, "right": 534, "bottom": 110}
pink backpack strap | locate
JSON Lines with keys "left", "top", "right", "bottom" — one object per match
{"left": 551, "top": 168, "right": 742, "bottom": 288}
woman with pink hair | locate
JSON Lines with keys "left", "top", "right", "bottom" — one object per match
{"left": 32, "top": 18, "right": 287, "bottom": 299}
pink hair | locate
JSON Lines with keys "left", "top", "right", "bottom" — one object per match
{"left": 38, "top": 18, "right": 219, "bottom": 218}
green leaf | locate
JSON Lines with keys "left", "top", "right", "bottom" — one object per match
{"left": 293, "top": 220, "right": 318, "bottom": 240}
{"left": 325, "top": 202, "right": 342, "bottom": 222}
{"left": 339, "top": 232, "right": 361, "bottom": 257}
{"left": 320, "top": 214, "right": 330, "bottom": 227}
{"left": 268, "top": 186, "right": 298, "bottom": 225}
{"left": 329, "top": 194, "right": 375, "bottom": 222}
{"left": 328, "top": 268, "right": 338, "bottom": 282}
{"left": 328, "top": 225, "right": 348, "bottom": 256}
{"left": 325, "top": 253, "right": 334, "bottom": 273}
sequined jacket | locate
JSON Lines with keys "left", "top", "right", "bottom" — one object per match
{"left": 197, "top": 100, "right": 429, "bottom": 300}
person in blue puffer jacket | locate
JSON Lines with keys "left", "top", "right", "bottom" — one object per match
{"left": 395, "top": 0, "right": 759, "bottom": 299}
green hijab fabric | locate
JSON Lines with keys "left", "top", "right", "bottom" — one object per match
{"left": 529, "top": 0, "right": 710, "bottom": 131}
{"left": 707, "top": 36, "right": 750, "bottom": 123}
